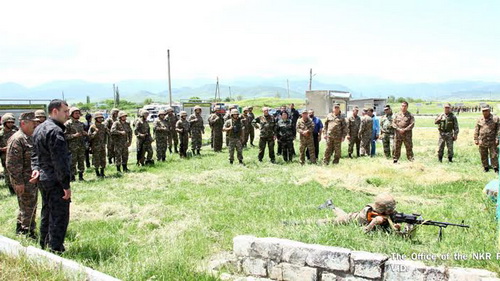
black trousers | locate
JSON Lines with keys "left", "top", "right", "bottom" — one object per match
{"left": 39, "top": 182, "right": 70, "bottom": 252}
{"left": 258, "top": 137, "right": 275, "bottom": 161}
{"left": 306, "top": 132, "right": 320, "bottom": 160}
{"left": 280, "top": 140, "right": 294, "bottom": 162}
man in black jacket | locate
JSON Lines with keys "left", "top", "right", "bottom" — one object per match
{"left": 31, "top": 99, "right": 71, "bottom": 253}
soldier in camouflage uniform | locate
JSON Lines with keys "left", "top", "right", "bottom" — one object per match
{"left": 111, "top": 111, "right": 132, "bottom": 172}
{"left": 64, "top": 107, "right": 87, "bottom": 181}
{"left": 359, "top": 108, "right": 374, "bottom": 157}
{"left": 153, "top": 110, "right": 169, "bottom": 161}
{"left": 6, "top": 112, "right": 39, "bottom": 238}
{"left": 380, "top": 105, "right": 394, "bottom": 158}
{"left": 392, "top": 101, "right": 415, "bottom": 163}
{"left": 225, "top": 105, "right": 236, "bottom": 147}
{"left": 189, "top": 106, "right": 204, "bottom": 155}
{"left": 252, "top": 107, "right": 277, "bottom": 163}
{"left": 35, "top": 110, "right": 47, "bottom": 123}
{"left": 297, "top": 111, "right": 317, "bottom": 164}
{"left": 105, "top": 108, "right": 119, "bottom": 164}
{"left": 1, "top": 113, "right": 18, "bottom": 194}
{"left": 474, "top": 106, "right": 500, "bottom": 173}
{"left": 347, "top": 106, "right": 361, "bottom": 158}
{"left": 322, "top": 103, "right": 347, "bottom": 165}
{"left": 240, "top": 107, "right": 252, "bottom": 148}
{"left": 208, "top": 107, "right": 224, "bottom": 152}
{"left": 166, "top": 107, "right": 179, "bottom": 154}
{"left": 435, "top": 103, "right": 459, "bottom": 163}
{"left": 223, "top": 109, "right": 244, "bottom": 164}
{"left": 247, "top": 106, "right": 256, "bottom": 146}
{"left": 88, "top": 112, "right": 107, "bottom": 177}
{"left": 176, "top": 111, "right": 190, "bottom": 158}
{"left": 134, "top": 110, "right": 154, "bottom": 166}
{"left": 276, "top": 111, "right": 295, "bottom": 162}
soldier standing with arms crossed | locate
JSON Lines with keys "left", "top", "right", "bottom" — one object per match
{"left": 64, "top": 107, "right": 87, "bottom": 181}
{"left": 111, "top": 111, "right": 132, "bottom": 173}
{"left": 474, "top": 106, "right": 499, "bottom": 173}
{"left": 347, "top": 106, "right": 361, "bottom": 158}
{"left": 88, "top": 112, "right": 108, "bottom": 177}
{"left": 435, "top": 103, "right": 459, "bottom": 163}
{"left": 223, "top": 109, "right": 244, "bottom": 165}
{"left": 297, "top": 111, "right": 316, "bottom": 165}
{"left": 380, "top": 105, "right": 394, "bottom": 158}
{"left": 322, "top": 103, "right": 347, "bottom": 165}
{"left": 135, "top": 110, "right": 154, "bottom": 166}
{"left": 392, "top": 101, "right": 415, "bottom": 163}
{"left": 189, "top": 106, "right": 204, "bottom": 155}
{"left": 208, "top": 107, "right": 224, "bottom": 152}
{"left": 252, "top": 107, "right": 277, "bottom": 163}
{"left": 6, "top": 112, "right": 39, "bottom": 238}
{"left": 31, "top": 99, "right": 71, "bottom": 253}
{"left": 153, "top": 110, "right": 169, "bottom": 161}
{"left": 176, "top": 111, "right": 190, "bottom": 158}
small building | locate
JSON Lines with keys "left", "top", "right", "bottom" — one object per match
{"left": 347, "top": 98, "right": 387, "bottom": 116}
{"left": 306, "top": 90, "right": 351, "bottom": 117}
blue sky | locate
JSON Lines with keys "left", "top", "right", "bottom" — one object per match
{"left": 0, "top": 0, "right": 499, "bottom": 86}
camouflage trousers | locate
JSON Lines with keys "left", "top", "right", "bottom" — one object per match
{"left": 191, "top": 131, "right": 202, "bottom": 150}
{"left": 137, "top": 140, "right": 153, "bottom": 164}
{"left": 479, "top": 144, "right": 499, "bottom": 169}
{"left": 114, "top": 143, "right": 129, "bottom": 166}
{"left": 437, "top": 132, "right": 454, "bottom": 158}
{"left": 39, "top": 182, "right": 70, "bottom": 252}
{"left": 280, "top": 140, "right": 294, "bottom": 162}
{"left": 394, "top": 131, "right": 414, "bottom": 161}
{"left": 258, "top": 137, "right": 275, "bottom": 161}
{"left": 248, "top": 126, "right": 255, "bottom": 145}
{"left": 323, "top": 137, "right": 342, "bottom": 165}
{"left": 212, "top": 128, "right": 223, "bottom": 152}
{"left": 382, "top": 134, "right": 393, "bottom": 158}
{"left": 241, "top": 129, "right": 251, "bottom": 147}
{"left": 16, "top": 183, "right": 38, "bottom": 232}
{"left": 228, "top": 137, "right": 243, "bottom": 162}
{"left": 348, "top": 136, "right": 360, "bottom": 157}
{"left": 167, "top": 130, "right": 178, "bottom": 149}
{"left": 91, "top": 147, "right": 106, "bottom": 169}
{"left": 156, "top": 136, "right": 168, "bottom": 160}
{"left": 178, "top": 133, "right": 189, "bottom": 158}
{"left": 107, "top": 140, "right": 115, "bottom": 160}
{"left": 360, "top": 136, "right": 372, "bottom": 156}
{"left": 299, "top": 137, "right": 316, "bottom": 164}
{"left": 1, "top": 158, "right": 13, "bottom": 193}
{"left": 69, "top": 144, "right": 85, "bottom": 175}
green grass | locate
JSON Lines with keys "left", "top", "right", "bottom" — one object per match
{"left": 0, "top": 253, "right": 82, "bottom": 280}
{"left": 388, "top": 101, "right": 500, "bottom": 115}
{"left": 0, "top": 115, "right": 499, "bottom": 280}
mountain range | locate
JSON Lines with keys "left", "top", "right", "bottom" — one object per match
{"left": 0, "top": 77, "right": 499, "bottom": 104}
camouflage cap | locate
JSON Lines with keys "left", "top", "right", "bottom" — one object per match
{"left": 230, "top": 109, "right": 239, "bottom": 115}
{"left": 243, "top": 107, "right": 249, "bottom": 112}
{"left": 35, "top": 109, "right": 46, "bottom": 118}
{"left": 158, "top": 110, "right": 167, "bottom": 115}
{"left": 111, "top": 108, "right": 119, "bottom": 114}
{"left": 384, "top": 105, "right": 391, "bottom": 110}
{"left": 69, "top": 107, "right": 81, "bottom": 116}
{"left": 19, "top": 112, "right": 39, "bottom": 122}
{"left": 333, "top": 103, "right": 341, "bottom": 108}
{"left": 353, "top": 106, "right": 359, "bottom": 110}
{"left": 481, "top": 105, "right": 490, "bottom": 111}
{"left": 141, "top": 110, "right": 149, "bottom": 117}
{"left": 180, "top": 111, "right": 188, "bottom": 116}
{"left": 166, "top": 107, "right": 174, "bottom": 113}
{"left": 2, "top": 113, "right": 15, "bottom": 123}
{"left": 373, "top": 193, "right": 396, "bottom": 214}
{"left": 443, "top": 103, "right": 451, "bottom": 108}
{"left": 118, "top": 111, "right": 128, "bottom": 118}
{"left": 193, "top": 105, "right": 202, "bottom": 111}
{"left": 94, "top": 112, "right": 104, "bottom": 119}
{"left": 248, "top": 106, "right": 253, "bottom": 110}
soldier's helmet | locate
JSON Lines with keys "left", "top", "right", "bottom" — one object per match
{"left": 118, "top": 111, "right": 128, "bottom": 118}
{"left": 248, "top": 106, "right": 253, "bottom": 110}
{"left": 243, "top": 107, "right": 249, "bottom": 112}
{"left": 141, "top": 110, "right": 150, "bottom": 117}
{"left": 373, "top": 193, "right": 396, "bottom": 214}
{"left": 69, "top": 107, "right": 81, "bottom": 116}
{"left": 180, "top": 111, "right": 188, "bottom": 117}
{"left": 94, "top": 112, "right": 104, "bottom": 119}
{"left": 158, "top": 110, "right": 167, "bottom": 116}
{"left": 193, "top": 105, "right": 202, "bottom": 111}
{"left": 111, "top": 108, "right": 119, "bottom": 115}
{"left": 2, "top": 113, "right": 15, "bottom": 124}
{"left": 166, "top": 107, "right": 174, "bottom": 113}
{"left": 231, "top": 109, "right": 239, "bottom": 115}
{"left": 35, "top": 110, "right": 46, "bottom": 118}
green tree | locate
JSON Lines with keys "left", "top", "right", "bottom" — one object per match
{"left": 274, "top": 91, "right": 281, "bottom": 99}
{"left": 144, "top": 98, "right": 153, "bottom": 105}
{"left": 236, "top": 95, "right": 243, "bottom": 101}
{"left": 189, "top": 96, "right": 201, "bottom": 102}
{"left": 86, "top": 96, "right": 91, "bottom": 104}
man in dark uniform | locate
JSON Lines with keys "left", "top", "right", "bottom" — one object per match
{"left": 31, "top": 99, "right": 71, "bottom": 254}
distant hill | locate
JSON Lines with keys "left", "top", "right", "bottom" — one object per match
{"left": 1, "top": 77, "right": 499, "bottom": 104}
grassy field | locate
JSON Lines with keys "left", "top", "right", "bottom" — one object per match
{"left": 0, "top": 253, "right": 80, "bottom": 280}
{"left": 0, "top": 112, "right": 499, "bottom": 280}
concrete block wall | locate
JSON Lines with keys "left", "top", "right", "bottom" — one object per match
{"left": 232, "top": 235, "right": 499, "bottom": 281}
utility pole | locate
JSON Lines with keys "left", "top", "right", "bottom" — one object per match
{"left": 214, "top": 77, "right": 220, "bottom": 102}
{"left": 113, "top": 84, "right": 116, "bottom": 107}
{"left": 309, "top": 68, "right": 312, "bottom": 91}
{"left": 287, "top": 79, "right": 290, "bottom": 99}
{"left": 167, "top": 49, "right": 172, "bottom": 106}
{"left": 62, "top": 91, "right": 65, "bottom": 100}
{"left": 229, "top": 86, "right": 232, "bottom": 100}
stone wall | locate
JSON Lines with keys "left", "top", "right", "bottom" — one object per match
{"left": 231, "top": 235, "right": 499, "bottom": 281}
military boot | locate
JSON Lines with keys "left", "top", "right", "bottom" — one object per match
{"left": 95, "top": 168, "right": 100, "bottom": 177}
{"left": 174, "top": 146, "right": 178, "bottom": 153}
{"left": 484, "top": 167, "right": 490, "bottom": 172}
{"left": 100, "top": 168, "right": 105, "bottom": 177}
{"left": 438, "top": 156, "right": 443, "bottom": 163}
{"left": 348, "top": 153, "right": 352, "bottom": 159}
{"left": 123, "top": 164, "right": 130, "bottom": 172}
{"left": 239, "top": 160, "right": 245, "bottom": 166}
{"left": 16, "top": 222, "right": 22, "bottom": 234}
{"left": 495, "top": 168, "right": 499, "bottom": 173}
{"left": 108, "top": 157, "right": 113, "bottom": 164}
{"left": 197, "top": 149, "right": 200, "bottom": 155}
{"left": 169, "top": 148, "right": 172, "bottom": 154}
{"left": 78, "top": 172, "right": 84, "bottom": 181}
{"left": 192, "top": 149, "right": 196, "bottom": 155}
{"left": 116, "top": 165, "right": 122, "bottom": 173}
{"left": 70, "top": 175, "right": 76, "bottom": 182}
{"left": 448, "top": 156, "right": 453, "bottom": 163}
{"left": 229, "top": 160, "right": 234, "bottom": 164}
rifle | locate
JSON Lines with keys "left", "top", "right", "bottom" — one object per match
{"left": 368, "top": 211, "right": 469, "bottom": 241}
